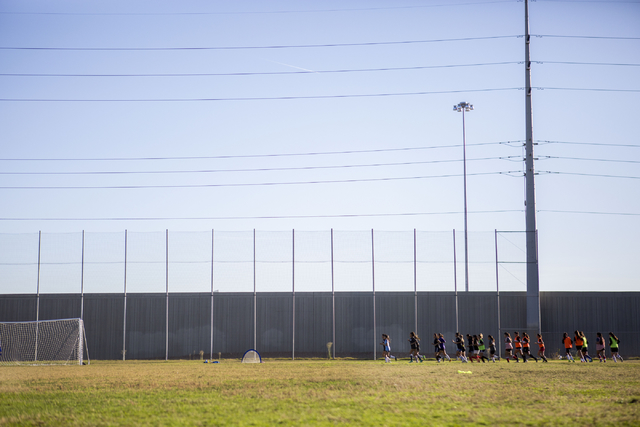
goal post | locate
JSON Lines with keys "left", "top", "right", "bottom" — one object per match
{"left": 0, "top": 318, "right": 88, "bottom": 366}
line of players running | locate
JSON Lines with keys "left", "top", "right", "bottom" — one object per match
{"left": 381, "top": 332, "right": 503, "bottom": 363}
{"left": 558, "top": 331, "right": 623, "bottom": 363}
{"left": 380, "top": 331, "right": 622, "bottom": 363}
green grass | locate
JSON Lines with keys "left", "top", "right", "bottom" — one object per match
{"left": 1, "top": 358, "right": 639, "bottom": 426}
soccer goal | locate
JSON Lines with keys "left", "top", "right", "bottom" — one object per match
{"left": 0, "top": 318, "right": 88, "bottom": 366}
{"left": 241, "top": 349, "right": 262, "bottom": 363}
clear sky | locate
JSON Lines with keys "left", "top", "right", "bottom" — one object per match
{"left": 0, "top": 0, "right": 638, "bottom": 293}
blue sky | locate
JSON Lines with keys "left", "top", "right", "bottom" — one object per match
{"left": 0, "top": 0, "right": 638, "bottom": 293}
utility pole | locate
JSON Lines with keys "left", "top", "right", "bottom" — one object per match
{"left": 524, "top": 0, "right": 541, "bottom": 333}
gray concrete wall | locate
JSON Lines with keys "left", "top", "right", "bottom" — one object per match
{"left": 1, "top": 292, "right": 638, "bottom": 359}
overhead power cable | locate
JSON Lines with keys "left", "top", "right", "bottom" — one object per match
{"left": 0, "top": 88, "right": 520, "bottom": 102}
{"left": 536, "top": 140, "right": 640, "bottom": 148}
{"left": 1, "top": 61, "right": 636, "bottom": 79}
{"left": 540, "top": 156, "right": 640, "bottom": 164}
{"left": 533, "top": 34, "right": 640, "bottom": 40}
{"left": 535, "top": 87, "right": 640, "bottom": 93}
{"left": 535, "top": 60, "right": 640, "bottom": 67}
{"left": 0, "top": 141, "right": 523, "bottom": 162}
{"left": 1, "top": 34, "right": 637, "bottom": 51}
{"left": 539, "top": 171, "right": 640, "bottom": 179}
{"left": 538, "top": 210, "right": 640, "bottom": 217}
{"left": 0, "top": 157, "right": 505, "bottom": 176}
{"left": 0, "top": 171, "right": 521, "bottom": 190}
{"left": 0, "top": 210, "right": 524, "bottom": 222}
{"left": 0, "top": 35, "right": 519, "bottom": 51}
{"left": 0, "top": 62, "right": 520, "bottom": 77}
{"left": 2, "top": 87, "right": 638, "bottom": 103}
{"left": 0, "top": 1, "right": 518, "bottom": 16}
{"left": 3, "top": 209, "right": 638, "bottom": 222}
{"left": 536, "top": 0, "right": 640, "bottom": 3}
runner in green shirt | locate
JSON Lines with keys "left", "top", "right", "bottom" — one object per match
{"left": 609, "top": 332, "right": 623, "bottom": 362}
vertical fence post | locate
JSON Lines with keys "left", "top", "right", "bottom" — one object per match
{"left": 331, "top": 229, "right": 335, "bottom": 359}
{"left": 495, "top": 229, "right": 501, "bottom": 358}
{"left": 292, "top": 229, "right": 295, "bottom": 360}
{"left": 80, "top": 230, "right": 85, "bottom": 321}
{"left": 414, "top": 229, "right": 418, "bottom": 335}
{"left": 372, "top": 229, "right": 376, "bottom": 361}
{"left": 453, "top": 229, "right": 459, "bottom": 333}
{"left": 35, "top": 231, "right": 41, "bottom": 362}
{"left": 210, "top": 229, "right": 214, "bottom": 361}
{"left": 165, "top": 229, "right": 169, "bottom": 361}
{"left": 123, "top": 230, "right": 127, "bottom": 361}
{"left": 36, "top": 231, "right": 41, "bottom": 322}
{"left": 535, "top": 230, "right": 541, "bottom": 335}
{"left": 253, "top": 229, "right": 257, "bottom": 350}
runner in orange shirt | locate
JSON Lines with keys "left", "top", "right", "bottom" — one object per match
{"left": 522, "top": 333, "right": 538, "bottom": 362}
{"left": 514, "top": 332, "right": 524, "bottom": 360}
{"left": 563, "top": 332, "right": 575, "bottom": 362}
{"left": 574, "top": 330, "right": 585, "bottom": 362}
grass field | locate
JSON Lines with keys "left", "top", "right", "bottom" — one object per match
{"left": 1, "top": 358, "right": 639, "bottom": 426}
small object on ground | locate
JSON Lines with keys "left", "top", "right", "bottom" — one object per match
{"left": 242, "top": 349, "right": 262, "bottom": 363}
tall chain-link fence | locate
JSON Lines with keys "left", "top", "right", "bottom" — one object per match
{"left": 0, "top": 229, "right": 527, "bottom": 295}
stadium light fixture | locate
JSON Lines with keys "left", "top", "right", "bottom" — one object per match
{"left": 454, "top": 101, "right": 473, "bottom": 292}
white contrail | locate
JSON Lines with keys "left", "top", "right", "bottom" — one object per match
{"left": 267, "top": 59, "right": 318, "bottom": 73}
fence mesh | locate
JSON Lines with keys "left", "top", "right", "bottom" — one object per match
{"left": 0, "top": 230, "right": 526, "bottom": 294}
{"left": 0, "top": 233, "right": 39, "bottom": 294}
{"left": 126, "top": 231, "right": 166, "bottom": 293}
{"left": 39, "top": 232, "right": 83, "bottom": 294}
{"left": 84, "top": 232, "right": 126, "bottom": 294}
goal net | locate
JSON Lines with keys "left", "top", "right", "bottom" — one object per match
{"left": 0, "top": 318, "right": 87, "bottom": 366}
{"left": 241, "top": 349, "right": 262, "bottom": 363}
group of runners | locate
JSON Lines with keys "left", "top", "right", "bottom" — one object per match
{"left": 503, "top": 332, "right": 547, "bottom": 362}
{"left": 379, "top": 330, "right": 623, "bottom": 363}
{"left": 559, "top": 331, "right": 622, "bottom": 363}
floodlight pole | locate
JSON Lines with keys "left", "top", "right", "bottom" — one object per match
{"left": 453, "top": 102, "right": 473, "bottom": 292}
{"left": 524, "top": 0, "right": 541, "bottom": 334}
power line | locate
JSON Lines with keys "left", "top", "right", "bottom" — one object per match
{"left": 1, "top": 60, "right": 635, "bottom": 79}
{"left": 0, "top": 35, "right": 519, "bottom": 51}
{"left": 0, "top": 1, "right": 517, "bottom": 16}
{"left": 538, "top": 210, "right": 640, "bottom": 216}
{"left": 535, "top": 87, "right": 640, "bottom": 93}
{"left": 0, "top": 210, "right": 523, "bottom": 222}
{"left": 1, "top": 208, "right": 636, "bottom": 221}
{"left": 0, "top": 87, "right": 522, "bottom": 102}
{"left": 539, "top": 171, "right": 640, "bottom": 179}
{"left": 0, "top": 157, "right": 505, "bottom": 176}
{"left": 536, "top": 60, "right": 640, "bottom": 67}
{"left": 2, "top": 87, "right": 638, "bottom": 103}
{"left": 534, "top": 34, "right": 640, "bottom": 40}
{"left": 0, "top": 62, "right": 521, "bottom": 78}
{"left": 536, "top": 0, "right": 640, "bottom": 3}
{"left": 1, "top": 34, "right": 636, "bottom": 52}
{"left": 0, "top": 171, "right": 520, "bottom": 190}
{"left": 540, "top": 156, "right": 640, "bottom": 164}
{"left": 536, "top": 140, "right": 640, "bottom": 148}
{"left": 0, "top": 141, "right": 522, "bottom": 162}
